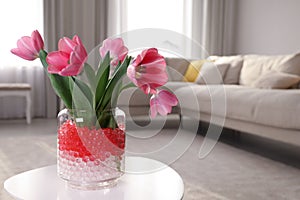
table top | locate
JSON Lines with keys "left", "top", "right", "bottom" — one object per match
{"left": 4, "top": 156, "right": 184, "bottom": 200}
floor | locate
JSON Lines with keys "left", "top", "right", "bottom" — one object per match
{"left": 0, "top": 118, "right": 300, "bottom": 200}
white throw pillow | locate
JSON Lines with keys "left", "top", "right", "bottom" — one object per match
{"left": 278, "top": 53, "right": 300, "bottom": 75}
{"left": 196, "top": 62, "right": 229, "bottom": 84}
{"left": 207, "top": 55, "right": 243, "bottom": 84}
{"left": 252, "top": 70, "right": 300, "bottom": 89}
{"left": 240, "top": 53, "right": 300, "bottom": 86}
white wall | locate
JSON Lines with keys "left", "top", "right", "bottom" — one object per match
{"left": 233, "top": 0, "right": 300, "bottom": 55}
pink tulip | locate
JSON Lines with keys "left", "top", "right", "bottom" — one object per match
{"left": 47, "top": 35, "right": 87, "bottom": 76}
{"left": 11, "top": 30, "right": 44, "bottom": 61}
{"left": 99, "top": 38, "right": 128, "bottom": 66}
{"left": 127, "top": 48, "right": 168, "bottom": 94}
{"left": 150, "top": 90, "right": 178, "bottom": 118}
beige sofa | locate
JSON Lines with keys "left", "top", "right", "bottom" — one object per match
{"left": 118, "top": 54, "right": 300, "bottom": 146}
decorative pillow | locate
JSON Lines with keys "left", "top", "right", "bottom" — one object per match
{"left": 240, "top": 53, "right": 300, "bottom": 86}
{"left": 208, "top": 55, "right": 243, "bottom": 84}
{"left": 278, "top": 53, "right": 300, "bottom": 76}
{"left": 195, "top": 62, "right": 229, "bottom": 84}
{"left": 182, "top": 60, "right": 210, "bottom": 82}
{"left": 252, "top": 70, "right": 300, "bottom": 89}
{"left": 165, "top": 58, "right": 190, "bottom": 81}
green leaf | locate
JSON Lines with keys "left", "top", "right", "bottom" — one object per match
{"left": 94, "top": 53, "right": 111, "bottom": 110}
{"left": 110, "top": 80, "right": 122, "bottom": 109}
{"left": 39, "top": 50, "right": 73, "bottom": 109}
{"left": 69, "top": 78, "right": 96, "bottom": 127}
{"left": 73, "top": 77, "right": 94, "bottom": 108}
{"left": 69, "top": 78, "right": 92, "bottom": 111}
{"left": 96, "top": 52, "right": 111, "bottom": 80}
{"left": 39, "top": 50, "right": 48, "bottom": 68}
{"left": 99, "top": 56, "right": 132, "bottom": 110}
{"left": 84, "top": 63, "right": 97, "bottom": 92}
{"left": 96, "top": 109, "right": 116, "bottom": 129}
{"left": 49, "top": 75, "right": 73, "bottom": 109}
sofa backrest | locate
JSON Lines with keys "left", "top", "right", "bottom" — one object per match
{"left": 165, "top": 53, "right": 300, "bottom": 87}
{"left": 239, "top": 53, "right": 300, "bottom": 86}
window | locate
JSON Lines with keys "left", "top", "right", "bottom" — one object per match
{"left": 127, "top": 0, "right": 184, "bottom": 33}
{"left": 0, "top": 0, "right": 43, "bottom": 67}
{"left": 126, "top": 0, "right": 185, "bottom": 57}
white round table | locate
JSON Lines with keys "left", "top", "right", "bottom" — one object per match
{"left": 4, "top": 157, "right": 184, "bottom": 200}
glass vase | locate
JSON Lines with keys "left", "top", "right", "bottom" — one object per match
{"left": 57, "top": 108, "right": 125, "bottom": 190}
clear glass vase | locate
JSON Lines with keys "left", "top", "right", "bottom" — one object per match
{"left": 57, "top": 108, "right": 125, "bottom": 190}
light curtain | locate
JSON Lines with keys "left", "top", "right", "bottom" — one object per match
{"left": 0, "top": 0, "right": 46, "bottom": 119}
{"left": 184, "top": 0, "right": 236, "bottom": 57}
{"left": 0, "top": 66, "right": 46, "bottom": 119}
{"left": 43, "top": 0, "right": 108, "bottom": 117}
{"left": 107, "top": 0, "right": 127, "bottom": 37}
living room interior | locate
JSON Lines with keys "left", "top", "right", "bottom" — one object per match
{"left": 1, "top": 0, "right": 300, "bottom": 199}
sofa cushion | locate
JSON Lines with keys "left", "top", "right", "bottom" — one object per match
{"left": 175, "top": 84, "right": 229, "bottom": 119}
{"left": 195, "top": 62, "right": 229, "bottom": 84}
{"left": 240, "top": 53, "right": 300, "bottom": 86}
{"left": 278, "top": 53, "right": 300, "bottom": 75}
{"left": 176, "top": 84, "right": 300, "bottom": 129}
{"left": 165, "top": 58, "right": 190, "bottom": 81}
{"left": 208, "top": 55, "right": 243, "bottom": 84}
{"left": 182, "top": 60, "right": 208, "bottom": 82}
{"left": 252, "top": 71, "right": 300, "bottom": 89}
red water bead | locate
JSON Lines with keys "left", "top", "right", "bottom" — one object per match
{"left": 77, "top": 127, "right": 126, "bottom": 158}
{"left": 102, "top": 128, "right": 125, "bottom": 156}
{"left": 58, "top": 120, "right": 91, "bottom": 157}
{"left": 103, "top": 128, "right": 125, "bottom": 149}
{"left": 58, "top": 120, "right": 125, "bottom": 161}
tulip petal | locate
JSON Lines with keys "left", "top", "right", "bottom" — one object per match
{"left": 11, "top": 48, "right": 36, "bottom": 61}
{"left": 157, "top": 104, "right": 169, "bottom": 116}
{"left": 132, "top": 54, "right": 143, "bottom": 67}
{"left": 140, "top": 71, "right": 168, "bottom": 82}
{"left": 31, "top": 30, "right": 44, "bottom": 53}
{"left": 117, "top": 46, "right": 129, "bottom": 61}
{"left": 150, "top": 98, "right": 158, "bottom": 118}
{"left": 48, "top": 35, "right": 87, "bottom": 76}
{"left": 73, "top": 35, "right": 83, "bottom": 46}
{"left": 140, "top": 48, "right": 162, "bottom": 65}
{"left": 127, "top": 48, "right": 168, "bottom": 94}
{"left": 17, "top": 36, "right": 36, "bottom": 55}
{"left": 143, "top": 59, "right": 166, "bottom": 73}
{"left": 158, "top": 90, "right": 178, "bottom": 106}
{"left": 11, "top": 30, "right": 44, "bottom": 61}
{"left": 58, "top": 37, "right": 76, "bottom": 54}
{"left": 47, "top": 51, "right": 69, "bottom": 65}
{"left": 59, "top": 63, "right": 82, "bottom": 76}
{"left": 47, "top": 51, "right": 70, "bottom": 74}
{"left": 149, "top": 90, "right": 178, "bottom": 118}
{"left": 48, "top": 64, "right": 65, "bottom": 74}
{"left": 99, "top": 37, "right": 128, "bottom": 66}
{"left": 70, "top": 45, "right": 87, "bottom": 64}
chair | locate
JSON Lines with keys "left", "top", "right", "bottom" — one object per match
{"left": 0, "top": 83, "right": 32, "bottom": 124}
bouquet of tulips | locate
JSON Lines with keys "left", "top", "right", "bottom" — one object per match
{"left": 11, "top": 30, "right": 178, "bottom": 127}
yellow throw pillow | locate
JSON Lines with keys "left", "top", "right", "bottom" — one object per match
{"left": 183, "top": 60, "right": 210, "bottom": 82}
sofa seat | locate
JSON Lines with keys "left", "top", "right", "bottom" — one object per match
{"left": 176, "top": 84, "right": 300, "bottom": 130}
